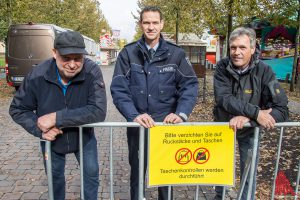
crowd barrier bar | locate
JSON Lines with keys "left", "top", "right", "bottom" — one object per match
{"left": 44, "top": 122, "right": 300, "bottom": 200}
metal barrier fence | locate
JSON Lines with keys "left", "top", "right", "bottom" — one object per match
{"left": 44, "top": 122, "right": 300, "bottom": 200}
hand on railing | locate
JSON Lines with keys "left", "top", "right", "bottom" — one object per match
{"left": 163, "top": 113, "right": 183, "bottom": 124}
{"left": 134, "top": 113, "right": 155, "bottom": 128}
{"left": 42, "top": 127, "right": 63, "bottom": 141}
{"left": 229, "top": 116, "right": 250, "bottom": 131}
{"left": 256, "top": 108, "right": 276, "bottom": 129}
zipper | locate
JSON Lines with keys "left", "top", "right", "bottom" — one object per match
{"left": 51, "top": 81, "right": 71, "bottom": 152}
{"left": 64, "top": 86, "right": 70, "bottom": 152}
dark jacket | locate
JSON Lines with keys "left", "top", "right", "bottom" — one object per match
{"left": 9, "top": 58, "right": 107, "bottom": 154}
{"left": 111, "top": 36, "right": 198, "bottom": 121}
{"left": 213, "top": 56, "right": 289, "bottom": 137}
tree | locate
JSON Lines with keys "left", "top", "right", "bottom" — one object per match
{"left": 117, "top": 39, "right": 128, "bottom": 49}
{"left": 0, "top": 0, "right": 12, "bottom": 40}
{"left": 0, "top": 0, "right": 110, "bottom": 42}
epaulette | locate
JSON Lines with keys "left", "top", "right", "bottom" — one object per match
{"left": 124, "top": 40, "right": 138, "bottom": 47}
{"left": 165, "top": 40, "right": 180, "bottom": 48}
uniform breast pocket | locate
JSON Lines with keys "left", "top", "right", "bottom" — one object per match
{"left": 130, "top": 64, "right": 146, "bottom": 85}
{"left": 158, "top": 65, "right": 176, "bottom": 83}
{"left": 159, "top": 85, "right": 177, "bottom": 104}
{"left": 243, "top": 88, "right": 260, "bottom": 104}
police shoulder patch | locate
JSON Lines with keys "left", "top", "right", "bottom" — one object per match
{"left": 124, "top": 40, "right": 138, "bottom": 47}
{"left": 166, "top": 40, "right": 180, "bottom": 47}
{"left": 185, "top": 57, "right": 192, "bottom": 67}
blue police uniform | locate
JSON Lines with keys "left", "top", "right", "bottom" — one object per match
{"left": 111, "top": 35, "right": 198, "bottom": 200}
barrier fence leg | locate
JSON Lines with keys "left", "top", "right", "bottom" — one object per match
{"left": 138, "top": 127, "right": 145, "bottom": 200}
{"left": 168, "top": 186, "right": 171, "bottom": 200}
{"left": 295, "top": 160, "right": 300, "bottom": 200}
{"left": 271, "top": 127, "right": 284, "bottom": 200}
{"left": 195, "top": 185, "right": 199, "bottom": 200}
{"left": 110, "top": 127, "right": 114, "bottom": 200}
{"left": 79, "top": 127, "right": 84, "bottom": 200}
{"left": 45, "top": 141, "right": 54, "bottom": 200}
{"left": 246, "top": 127, "right": 260, "bottom": 200}
{"left": 222, "top": 186, "right": 226, "bottom": 200}
{"left": 237, "top": 150, "right": 252, "bottom": 200}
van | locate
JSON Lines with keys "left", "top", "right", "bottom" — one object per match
{"left": 5, "top": 23, "right": 99, "bottom": 90}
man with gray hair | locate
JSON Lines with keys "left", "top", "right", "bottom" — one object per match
{"left": 213, "top": 27, "right": 288, "bottom": 199}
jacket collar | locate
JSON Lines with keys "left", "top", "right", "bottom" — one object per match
{"left": 44, "top": 58, "right": 86, "bottom": 84}
{"left": 136, "top": 34, "right": 169, "bottom": 60}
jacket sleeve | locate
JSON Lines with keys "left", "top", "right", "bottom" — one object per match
{"left": 9, "top": 72, "right": 42, "bottom": 138}
{"left": 261, "top": 66, "right": 289, "bottom": 122}
{"left": 110, "top": 49, "right": 140, "bottom": 121}
{"left": 174, "top": 50, "right": 199, "bottom": 118}
{"left": 56, "top": 63, "right": 107, "bottom": 127}
{"left": 213, "top": 60, "right": 260, "bottom": 120}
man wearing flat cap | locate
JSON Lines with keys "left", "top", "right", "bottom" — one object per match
{"left": 9, "top": 30, "right": 107, "bottom": 200}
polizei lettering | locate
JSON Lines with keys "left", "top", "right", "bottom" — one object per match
{"left": 162, "top": 66, "right": 175, "bottom": 72}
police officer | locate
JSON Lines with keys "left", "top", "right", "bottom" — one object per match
{"left": 111, "top": 6, "right": 198, "bottom": 200}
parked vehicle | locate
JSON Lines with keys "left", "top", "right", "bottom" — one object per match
{"left": 5, "top": 22, "right": 99, "bottom": 90}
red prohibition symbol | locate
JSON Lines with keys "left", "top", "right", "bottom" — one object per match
{"left": 193, "top": 147, "right": 210, "bottom": 164}
{"left": 175, "top": 148, "right": 192, "bottom": 165}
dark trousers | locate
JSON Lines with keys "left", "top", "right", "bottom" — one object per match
{"left": 41, "top": 136, "right": 99, "bottom": 200}
{"left": 127, "top": 127, "right": 172, "bottom": 200}
{"left": 215, "top": 133, "right": 260, "bottom": 200}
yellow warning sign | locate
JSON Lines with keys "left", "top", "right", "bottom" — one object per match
{"left": 148, "top": 125, "right": 235, "bottom": 187}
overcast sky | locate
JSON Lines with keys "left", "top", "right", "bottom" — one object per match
{"left": 100, "top": 0, "right": 139, "bottom": 42}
